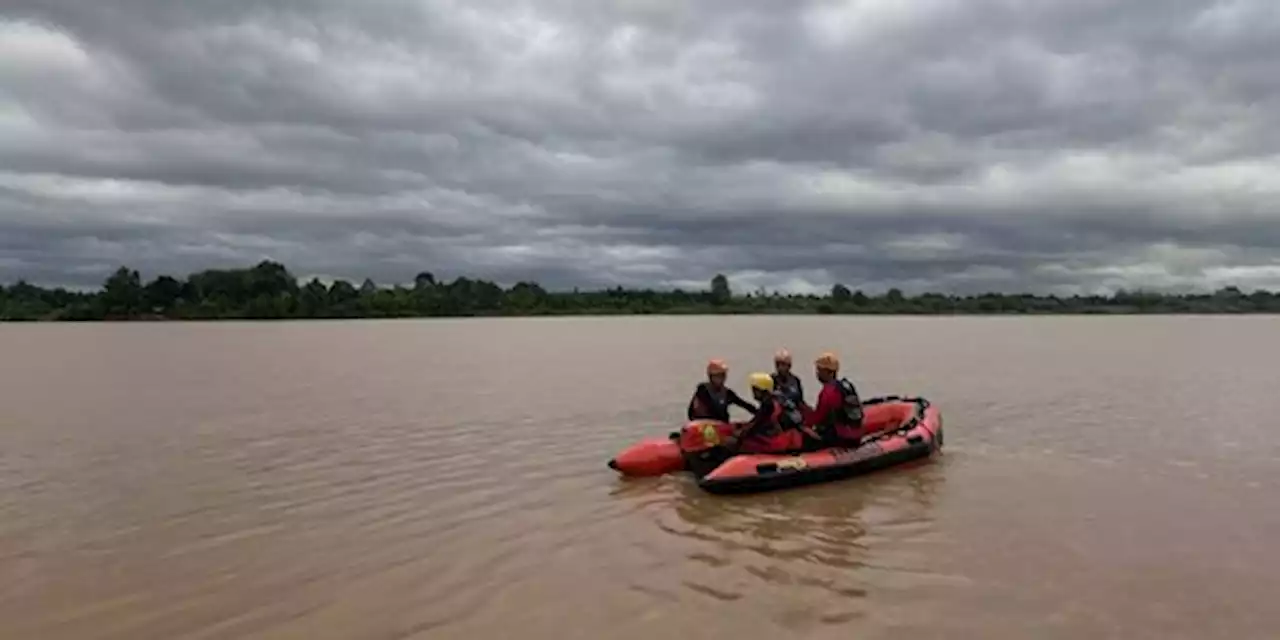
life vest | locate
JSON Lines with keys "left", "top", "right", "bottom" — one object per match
{"left": 771, "top": 372, "right": 804, "bottom": 406}
{"left": 774, "top": 391, "right": 805, "bottom": 429}
{"left": 688, "top": 383, "right": 731, "bottom": 422}
{"left": 835, "top": 378, "right": 864, "bottom": 425}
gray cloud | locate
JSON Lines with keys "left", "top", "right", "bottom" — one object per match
{"left": 3, "top": 0, "right": 1280, "bottom": 295}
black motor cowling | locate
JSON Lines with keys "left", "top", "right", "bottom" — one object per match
{"left": 682, "top": 445, "right": 733, "bottom": 478}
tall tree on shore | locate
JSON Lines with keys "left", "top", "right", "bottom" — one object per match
{"left": 102, "top": 267, "right": 143, "bottom": 316}
{"left": 710, "top": 274, "right": 731, "bottom": 306}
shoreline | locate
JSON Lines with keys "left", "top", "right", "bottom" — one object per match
{"left": 5, "top": 309, "right": 1279, "bottom": 323}
{"left": 4, "top": 260, "right": 1277, "bottom": 321}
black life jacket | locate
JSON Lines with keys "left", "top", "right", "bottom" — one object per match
{"left": 773, "top": 391, "right": 805, "bottom": 430}
{"left": 688, "top": 383, "right": 731, "bottom": 422}
{"left": 836, "top": 378, "right": 864, "bottom": 424}
{"left": 771, "top": 372, "right": 804, "bottom": 407}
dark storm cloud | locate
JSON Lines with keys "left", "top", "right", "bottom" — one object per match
{"left": 3, "top": 0, "right": 1280, "bottom": 294}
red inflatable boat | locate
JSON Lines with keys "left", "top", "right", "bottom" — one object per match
{"left": 607, "top": 396, "right": 943, "bottom": 494}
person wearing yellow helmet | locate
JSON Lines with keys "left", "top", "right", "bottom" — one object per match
{"left": 727, "top": 370, "right": 821, "bottom": 454}
{"left": 687, "top": 358, "right": 757, "bottom": 422}
{"left": 770, "top": 348, "right": 806, "bottom": 408}
{"left": 748, "top": 372, "right": 776, "bottom": 394}
{"left": 805, "top": 351, "right": 865, "bottom": 445}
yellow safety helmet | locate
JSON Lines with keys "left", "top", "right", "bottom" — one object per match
{"left": 748, "top": 372, "right": 774, "bottom": 392}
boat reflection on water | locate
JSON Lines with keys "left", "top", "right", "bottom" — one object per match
{"left": 614, "top": 458, "right": 951, "bottom": 629}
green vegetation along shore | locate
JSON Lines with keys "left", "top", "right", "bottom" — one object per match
{"left": 1, "top": 261, "right": 1277, "bottom": 321}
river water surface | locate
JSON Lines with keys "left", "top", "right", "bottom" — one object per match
{"left": 1, "top": 316, "right": 1278, "bottom": 639}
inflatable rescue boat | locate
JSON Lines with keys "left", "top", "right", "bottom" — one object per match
{"left": 607, "top": 396, "right": 943, "bottom": 494}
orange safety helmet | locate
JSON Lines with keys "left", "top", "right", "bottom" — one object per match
{"left": 774, "top": 348, "right": 792, "bottom": 364}
{"left": 706, "top": 359, "right": 728, "bottom": 376}
{"left": 815, "top": 352, "right": 840, "bottom": 372}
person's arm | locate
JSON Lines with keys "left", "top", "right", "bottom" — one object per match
{"left": 796, "top": 377, "right": 806, "bottom": 408}
{"left": 728, "top": 388, "right": 758, "bottom": 414}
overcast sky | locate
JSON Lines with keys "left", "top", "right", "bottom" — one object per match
{"left": 3, "top": 0, "right": 1279, "bottom": 295}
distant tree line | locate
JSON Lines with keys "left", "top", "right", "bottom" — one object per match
{"left": 1, "top": 260, "right": 1278, "bottom": 321}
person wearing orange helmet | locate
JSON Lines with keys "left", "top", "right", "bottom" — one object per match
{"left": 805, "top": 351, "right": 865, "bottom": 445}
{"left": 686, "top": 358, "right": 757, "bottom": 422}
{"left": 770, "top": 348, "right": 806, "bottom": 409}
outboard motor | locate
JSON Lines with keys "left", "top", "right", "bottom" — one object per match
{"left": 676, "top": 420, "right": 737, "bottom": 478}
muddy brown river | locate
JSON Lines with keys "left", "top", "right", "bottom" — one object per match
{"left": 1, "top": 316, "right": 1278, "bottom": 639}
